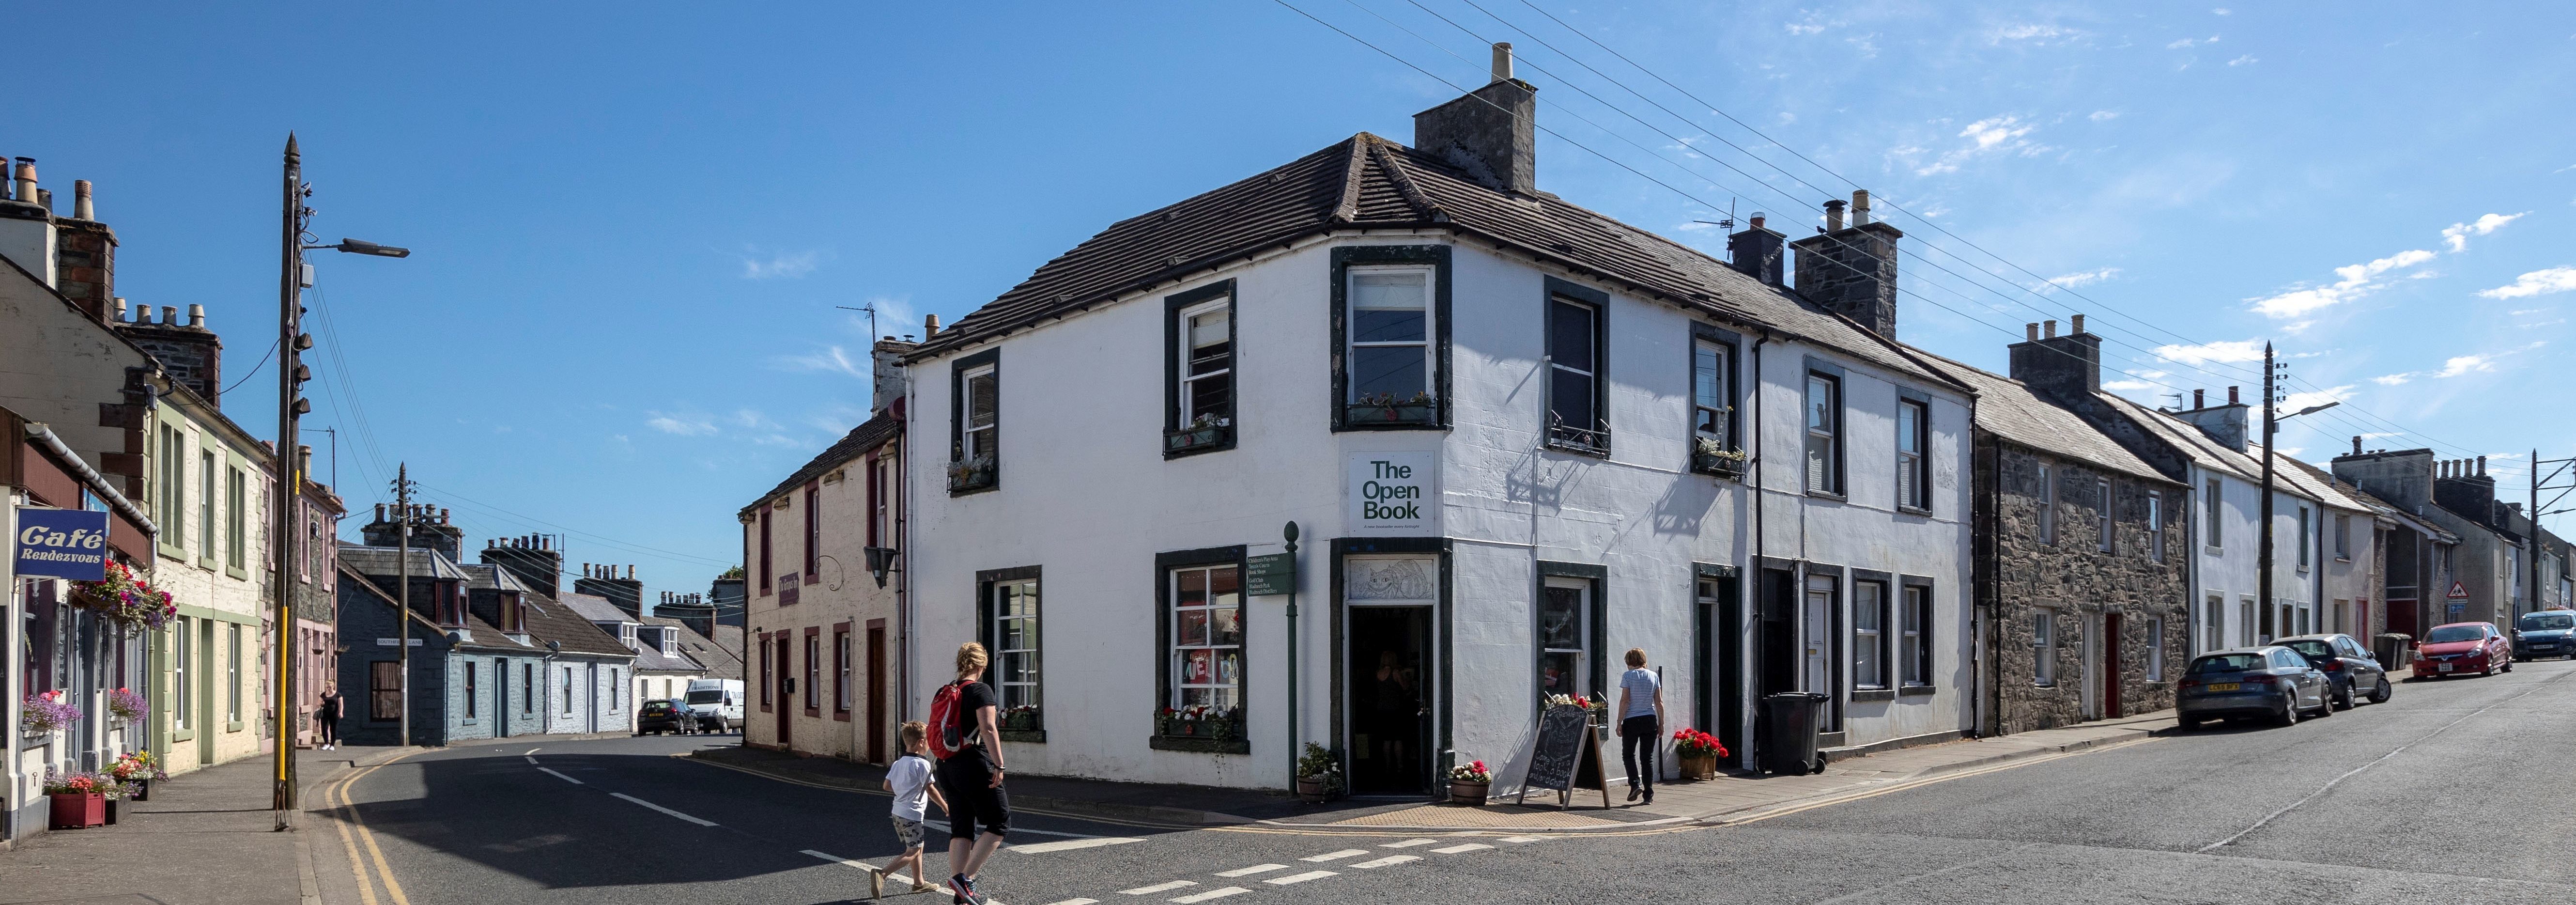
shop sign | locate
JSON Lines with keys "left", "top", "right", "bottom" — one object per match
{"left": 1246, "top": 552, "right": 1295, "bottom": 596}
{"left": 1348, "top": 452, "right": 1434, "bottom": 532}
{"left": 15, "top": 507, "right": 110, "bottom": 580}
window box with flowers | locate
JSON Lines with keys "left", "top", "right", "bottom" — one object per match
{"left": 947, "top": 456, "right": 997, "bottom": 495}
{"left": 21, "top": 689, "right": 81, "bottom": 739}
{"left": 1164, "top": 414, "right": 1233, "bottom": 455}
{"left": 1151, "top": 705, "right": 1248, "bottom": 754}
{"left": 1446, "top": 759, "right": 1493, "bottom": 806}
{"left": 110, "top": 750, "right": 167, "bottom": 802}
{"left": 1671, "top": 728, "right": 1730, "bottom": 781}
{"left": 1691, "top": 438, "right": 1748, "bottom": 481}
{"left": 999, "top": 704, "right": 1045, "bottom": 743}
{"left": 1343, "top": 392, "right": 1438, "bottom": 427}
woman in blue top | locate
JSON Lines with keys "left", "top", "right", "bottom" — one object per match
{"left": 1617, "top": 648, "right": 1665, "bottom": 805}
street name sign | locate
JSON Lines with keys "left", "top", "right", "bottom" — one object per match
{"left": 14, "top": 507, "right": 110, "bottom": 580}
{"left": 1246, "top": 552, "right": 1295, "bottom": 596}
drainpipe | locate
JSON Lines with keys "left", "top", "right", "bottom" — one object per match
{"left": 1748, "top": 332, "right": 1768, "bottom": 771}
{"left": 22, "top": 421, "right": 159, "bottom": 535}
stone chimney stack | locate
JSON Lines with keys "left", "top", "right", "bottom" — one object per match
{"left": 2172, "top": 385, "right": 2252, "bottom": 452}
{"left": 2007, "top": 314, "right": 2105, "bottom": 406}
{"left": 872, "top": 336, "right": 917, "bottom": 415}
{"left": 360, "top": 503, "right": 464, "bottom": 560}
{"left": 1791, "top": 189, "right": 1904, "bottom": 339}
{"left": 0, "top": 157, "right": 63, "bottom": 291}
{"left": 480, "top": 534, "right": 563, "bottom": 599}
{"left": 1412, "top": 42, "right": 1539, "bottom": 195}
{"left": 575, "top": 564, "right": 647, "bottom": 619}
{"left": 1726, "top": 213, "right": 1786, "bottom": 285}
{"left": 117, "top": 300, "right": 224, "bottom": 403}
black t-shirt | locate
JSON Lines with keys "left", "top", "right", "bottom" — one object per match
{"left": 951, "top": 680, "right": 999, "bottom": 757}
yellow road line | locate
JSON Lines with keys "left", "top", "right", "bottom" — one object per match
{"left": 329, "top": 781, "right": 381, "bottom": 905}
{"left": 328, "top": 751, "right": 421, "bottom": 905}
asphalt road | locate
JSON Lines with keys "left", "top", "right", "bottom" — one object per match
{"left": 315, "top": 658, "right": 2576, "bottom": 905}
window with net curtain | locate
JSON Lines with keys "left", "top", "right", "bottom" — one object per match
{"left": 1171, "top": 565, "right": 1242, "bottom": 711}
{"left": 1805, "top": 373, "right": 1840, "bottom": 494}
{"left": 1347, "top": 269, "right": 1432, "bottom": 405}
{"left": 1853, "top": 581, "right": 1886, "bottom": 689}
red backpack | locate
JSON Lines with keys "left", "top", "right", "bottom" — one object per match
{"left": 926, "top": 681, "right": 973, "bottom": 761}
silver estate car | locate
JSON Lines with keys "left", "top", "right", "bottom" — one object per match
{"left": 2176, "top": 646, "right": 2332, "bottom": 729}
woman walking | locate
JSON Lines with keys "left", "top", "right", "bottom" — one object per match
{"left": 1616, "top": 648, "right": 1664, "bottom": 805}
{"left": 932, "top": 642, "right": 1008, "bottom": 905}
{"left": 316, "top": 684, "right": 343, "bottom": 751}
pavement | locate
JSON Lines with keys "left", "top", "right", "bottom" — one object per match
{"left": 15, "top": 659, "right": 2573, "bottom": 904}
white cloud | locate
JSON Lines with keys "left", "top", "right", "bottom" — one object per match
{"left": 2153, "top": 339, "right": 2266, "bottom": 365}
{"left": 2102, "top": 379, "right": 2155, "bottom": 391}
{"left": 2370, "top": 374, "right": 2412, "bottom": 386}
{"left": 2434, "top": 355, "right": 2496, "bottom": 377}
{"left": 1993, "top": 24, "right": 2081, "bottom": 44}
{"left": 2479, "top": 266, "right": 2576, "bottom": 299}
{"left": 2440, "top": 212, "right": 2526, "bottom": 252}
{"left": 2038, "top": 267, "right": 2122, "bottom": 292}
{"left": 2247, "top": 248, "right": 2437, "bottom": 319}
{"left": 2213, "top": 7, "right": 2232, "bottom": 15}
{"left": 2369, "top": 341, "right": 2545, "bottom": 384}
{"left": 1785, "top": 14, "right": 1834, "bottom": 35}
{"left": 2168, "top": 35, "right": 2220, "bottom": 48}
{"left": 2282, "top": 386, "right": 2353, "bottom": 411}
{"left": 2226, "top": 55, "right": 2258, "bottom": 66}
{"left": 2089, "top": 110, "right": 2120, "bottom": 121}
{"left": 645, "top": 411, "right": 718, "bottom": 436}
{"left": 776, "top": 345, "right": 870, "bottom": 378}
{"left": 1910, "top": 116, "right": 2042, "bottom": 176}
{"left": 737, "top": 248, "right": 826, "bottom": 280}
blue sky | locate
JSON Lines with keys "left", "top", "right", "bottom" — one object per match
{"left": 14, "top": 2, "right": 2575, "bottom": 600}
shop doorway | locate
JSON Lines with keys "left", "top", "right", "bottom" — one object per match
{"left": 2102, "top": 612, "right": 2125, "bottom": 718}
{"left": 1346, "top": 606, "right": 1433, "bottom": 796}
{"left": 774, "top": 636, "right": 792, "bottom": 748}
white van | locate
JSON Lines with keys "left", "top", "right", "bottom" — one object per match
{"left": 683, "top": 679, "right": 745, "bottom": 733}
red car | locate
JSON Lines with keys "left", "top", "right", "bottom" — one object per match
{"left": 2412, "top": 622, "right": 2514, "bottom": 679}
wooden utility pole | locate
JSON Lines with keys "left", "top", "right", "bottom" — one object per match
{"left": 394, "top": 465, "right": 415, "bottom": 749}
{"left": 271, "top": 134, "right": 306, "bottom": 825}
{"left": 2258, "top": 343, "right": 2277, "bottom": 643}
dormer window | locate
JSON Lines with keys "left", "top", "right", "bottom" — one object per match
{"left": 498, "top": 590, "right": 524, "bottom": 634}
{"left": 436, "top": 579, "right": 467, "bottom": 627}
{"left": 659, "top": 629, "right": 677, "bottom": 656}
{"left": 621, "top": 623, "right": 638, "bottom": 649}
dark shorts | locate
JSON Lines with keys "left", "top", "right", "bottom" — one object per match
{"left": 935, "top": 751, "right": 1009, "bottom": 842}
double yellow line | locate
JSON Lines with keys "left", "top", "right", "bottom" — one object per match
{"left": 324, "top": 751, "right": 419, "bottom": 905}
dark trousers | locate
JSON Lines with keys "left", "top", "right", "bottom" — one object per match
{"left": 1620, "top": 715, "right": 1660, "bottom": 789}
{"left": 318, "top": 716, "right": 339, "bottom": 744}
{"left": 935, "top": 750, "right": 1010, "bottom": 843}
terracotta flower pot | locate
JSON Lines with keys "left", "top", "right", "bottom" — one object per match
{"left": 1448, "top": 780, "right": 1490, "bottom": 806}
{"left": 49, "top": 792, "right": 105, "bottom": 829}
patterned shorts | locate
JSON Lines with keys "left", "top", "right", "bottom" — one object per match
{"left": 890, "top": 816, "right": 926, "bottom": 849}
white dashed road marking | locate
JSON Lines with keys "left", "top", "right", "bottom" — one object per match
{"left": 537, "top": 767, "right": 583, "bottom": 784}
{"left": 799, "top": 850, "right": 878, "bottom": 873}
{"left": 1352, "top": 855, "right": 1419, "bottom": 869}
{"left": 1499, "top": 835, "right": 1543, "bottom": 843}
{"left": 1263, "top": 871, "right": 1338, "bottom": 886}
{"left": 1381, "top": 838, "right": 1438, "bottom": 848}
{"left": 1009, "top": 837, "right": 1145, "bottom": 854}
{"left": 1430, "top": 843, "right": 1492, "bottom": 854}
{"left": 1119, "top": 880, "right": 1196, "bottom": 895}
{"left": 523, "top": 755, "right": 539, "bottom": 765}
{"left": 1300, "top": 849, "right": 1369, "bottom": 862}
{"left": 1169, "top": 888, "right": 1248, "bottom": 904}
{"left": 1039, "top": 900, "right": 1098, "bottom": 905}
{"left": 610, "top": 792, "right": 717, "bottom": 827}
{"left": 1214, "top": 864, "right": 1288, "bottom": 877}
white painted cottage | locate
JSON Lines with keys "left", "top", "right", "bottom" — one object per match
{"left": 900, "top": 51, "right": 1975, "bottom": 795}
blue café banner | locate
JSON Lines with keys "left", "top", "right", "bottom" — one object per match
{"left": 15, "top": 507, "right": 111, "bottom": 581}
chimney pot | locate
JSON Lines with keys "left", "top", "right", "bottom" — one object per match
{"left": 2352, "top": 436, "right": 2363, "bottom": 455}
{"left": 187, "top": 304, "right": 204, "bottom": 328}
{"left": 924, "top": 313, "right": 940, "bottom": 335}
{"left": 2478, "top": 455, "right": 2486, "bottom": 476}
{"left": 1490, "top": 42, "right": 1513, "bottom": 82}
{"left": 375, "top": 503, "right": 386, "bottom": 520}
{"left": 113, "top": 298, "right": 126, "bottom": 320}
{"left": 12, "top": 158, "right": 35, "bottom": 206}
{"left": 36, "top": 189, "right": 49, "bottom": 212}
{"left": 72, "top": 179, "right": 93, "bottom": 220}
{"left": 2193, "top": 389, "right": 2206, "bottom": 408}
{"left": 2228, "top": 386, "right": 2240, "bottom": 405}
{"left": 2070, "top": 313, "right": 2085, "bottom": 334}
{"left": 160, "top": 306, "right": 176, "bottom": 326}
{"left": 1851, "top": 189, "right": 1872, "bottom": 226}
{"left": 2024, "top": 323, "right": 2039, "bottom": 342}
{"left": 1748, "top": 213, "right": 1765, "bottom": 229}
{"left": 2043, "top": 319, "right": 2057, "bottom": 339}
{"left": 1822, "top": 199, "right": 1846, "bottom": 231}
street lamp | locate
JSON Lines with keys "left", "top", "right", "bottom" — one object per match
{"left": 274, "top": 133, "right": 408, "bottom": 827}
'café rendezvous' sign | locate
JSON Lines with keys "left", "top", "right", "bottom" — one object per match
{"left": 1348, "top": 452, "right": 1435, "bottom": 533}
{"left": 15, "top": 507, "right": 111, "bottom": 581}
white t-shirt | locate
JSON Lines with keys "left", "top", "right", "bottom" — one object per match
{"left": 888, "top": 754, "right": 934, "bottom": 822}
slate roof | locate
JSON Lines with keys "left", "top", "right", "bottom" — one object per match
{"left": 555, "top": 591, "right": 634, "bottom": 624}
{"left": 742, "top": 408, "right": 900, "bottom": 516}
{"left": 459, "top": 562, "right": 634, "bottom": 659}
{"left": 2270, "top": 452, "right": 2371, "bottom": 513}
{"left": 555, "top": 591, "right": 700, "bottom": 672}
{"left": 1912, "top": 351, "right": 2172, "bottom": 484}
{"left": 2096, "top": 395, "right": 2267, "bottom": 484}
{"left": 337, "top": 562, "right": 538, "bottom": 655}
{"left": 907, "top": 132, "right": 1959, "bottom": 390}
{"left": 338, "top": 545, "right": 476, "bottom": 581}
{"left": 643, "top": 616, "right": 734, "bottom": 678}
{"left": 700, "top": 625, "right": 746, "bottom": 682}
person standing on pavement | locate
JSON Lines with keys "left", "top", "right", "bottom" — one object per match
{"left": 1617, "top": 648, "right": 1664, "bottom": 805}
{"left": 880, "top": 721, "right": 949, "bottom": 894}
{"left": 316, "top": 684, "right": 343, "bottom": 751}
{"left": 935, "top": 642, "right": 1009, "bottom": 905}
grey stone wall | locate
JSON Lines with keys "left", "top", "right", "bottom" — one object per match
{"left": 1985, "top": 440, "right": 2193, "bottom": 734}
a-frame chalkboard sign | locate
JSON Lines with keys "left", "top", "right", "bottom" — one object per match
{"left": 1516, "top": 703, "right": 1613, "bottom": 810}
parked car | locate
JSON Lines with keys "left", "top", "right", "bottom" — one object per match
{"left": 638, "top": 699, "right": 694, "bottom": 735}
{"left": 2413, "top": 622, "right": 2513, "bottom": 679}
{"left": 684, "top": 678, "right": 744, "bottom": 733}
{"left": 2275, "top": 633, "right": 2391, "bottom": 709}
{"left": 2514, "top": 610, "right": 2576, "bottom": 661}
{"left": 2176, "top": 646, "right": 2332, "bottom": 729}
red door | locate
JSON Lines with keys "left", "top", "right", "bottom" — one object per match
{"left": 866, "top": 624, "right": 888, "bottom": 764}
{"left": 775, "top": 636, "right": 793, "bottom": 747}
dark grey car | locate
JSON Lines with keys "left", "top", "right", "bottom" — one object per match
{"left": 2515, "top": 610, "right": 2576, "bottom": 661}
{"left": 2176, "top": 646, "right": 2331, "bottom": 730}
{"left": 2276, "top": 633, "right": 2391, "bottom": 710}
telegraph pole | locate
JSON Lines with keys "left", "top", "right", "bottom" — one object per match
{"left": 2258, "top": 343, "right": 2277, "bottom": 643}
{"left": 394, "top": 466, "right": 415, "bottom": 749}
{"left": 271, "top": 135, "right": 306, "bottom": 825}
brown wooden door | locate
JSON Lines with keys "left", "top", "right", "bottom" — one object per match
{"left": 2102, "top": 613, "right": 2124, "bottom": 718}
{"left": 775, "top": 636, "right": 793, "bottom": 747}
{"left": 866, "top": 625, "right": 888, "bottom": 764}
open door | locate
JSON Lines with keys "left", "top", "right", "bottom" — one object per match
{"left": 2102, "top": 612, "right": 2124, "bottom": 718}
{"left": 1347, "top": 605, "right": 1433, "bottom": 796}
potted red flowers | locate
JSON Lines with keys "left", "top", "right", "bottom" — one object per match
{"left": 1446, "top": 759, "right": 1493, "bottom": 806}
{"left": 44, "top": 770, "right": 107, "bottom": 829}
{"left": 1672, "top": 728, "right": 1729, "bottom": 781}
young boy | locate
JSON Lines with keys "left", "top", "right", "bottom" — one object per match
{"left": 882, "top": 721, "right": 949, "bottom": 893}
